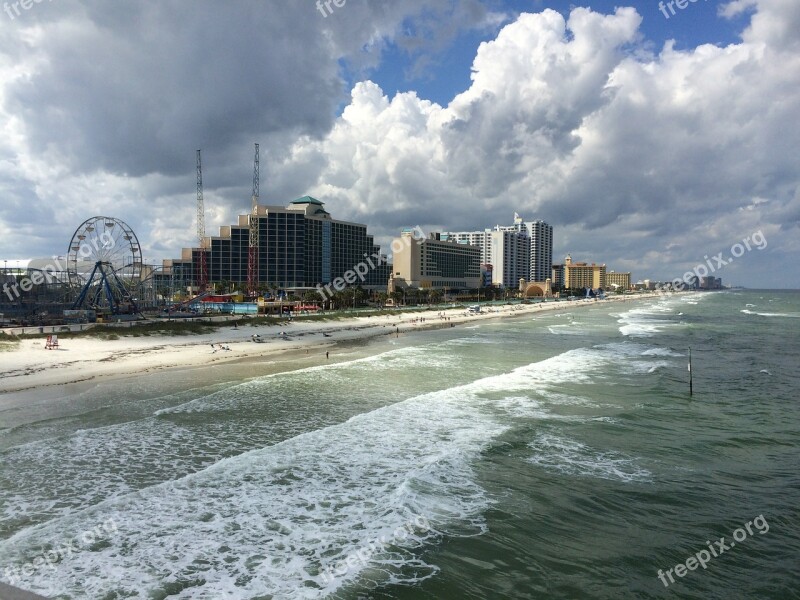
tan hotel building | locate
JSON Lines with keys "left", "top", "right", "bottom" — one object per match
{"left": 606, "top": 271, "right": 632, "bottom": 290}
{"left": 552, "top": 255, "right": 606, "bottom": 289}
{"left": 391, "top": 231, "right": 482, "bottom": 290}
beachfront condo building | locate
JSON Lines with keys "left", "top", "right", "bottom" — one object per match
{"left": 444, "top": 214, "right": 553, "bottom": 287}
{"left": 523, "top": 219, "right": 553, "bottom": 282}
{"left": 700, "top": 276, "right": 723, "bottom": 290}
{"left": 490, "top": 229, "right": 531, "bottom": 288}
{"left": 606, "top": 271, "right": 632, "bottom": 290}
{"left": 391, "top": 231, "right": 481, "bottom": 290}
{"left": 552, "top": 255, "right": 607, "bottom": 290}
{"left": 444, "top": 226, "right": 528, "bottom": 288}
{"left": 162, "top": 196, "right": 390, "bottom": 292}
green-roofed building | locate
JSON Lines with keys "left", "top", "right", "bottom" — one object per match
{"left": 290, "top": 195, "right": 324, "bottom": 206}
{"left": 162, "top": 197, "right": 390, "bottom": 292}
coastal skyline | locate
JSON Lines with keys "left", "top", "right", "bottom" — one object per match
{"left": 0, "top": 1, "right": 798, "bottom": 288}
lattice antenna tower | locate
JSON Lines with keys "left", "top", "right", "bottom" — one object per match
{"left": 196, "top": 149, "right": 208, "bottom": 292}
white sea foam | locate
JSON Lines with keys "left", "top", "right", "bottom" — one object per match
{"left": 441, "top": 334, "right": 503, "bottom": 347}
{"left": 1, "top": 344, "right": 472, "bottom": 538}
{"left": 492, "top": 396, "right": 587, "bottom": 421}
{"left": 156, "top": 344, "right": 457, "bottom": 416}
{"left": 547, "top": 323, "right": 584, "bottom": 335}
{"left": 0, "top": 385, "right": 506, "bottom": 598}
{"left": 527, "top": 434, "right": 652, "bottom": 483}
{"left": 740, "top": 309, "right": 800, "bottom": 318}
{"left": 617, "top": 299, "right": 683, "bottom": 337}
{"left": 641, "top": 347, "right": 683, "bottom": 357}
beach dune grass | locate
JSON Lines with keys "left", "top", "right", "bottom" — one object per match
{"left": 1, "top": 306, "right": 442, "bottom": 341}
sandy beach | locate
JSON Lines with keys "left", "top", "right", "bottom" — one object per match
{"left": 0, "top": 294, "right": 662, "bottom": 402}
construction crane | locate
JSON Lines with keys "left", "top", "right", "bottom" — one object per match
{"left": 196, "top": 149, "right": 208, "bottom": 293}
{"left": 247, "top": 143, "right": 259, "bottom": 297}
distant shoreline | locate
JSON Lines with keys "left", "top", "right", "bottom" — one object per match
{"left": 0, "top": 294, "right": 666, "bottom": 404}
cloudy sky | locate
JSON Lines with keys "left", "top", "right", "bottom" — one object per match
{"left": 0, "top": 0, "right": 797, "bottom": 287}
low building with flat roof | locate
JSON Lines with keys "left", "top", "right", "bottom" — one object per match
{"left": 390, "top": 231, "right": 481, "bottom": 290}
{"left": 606, "top": 271, "right": 632, "bottom": 290}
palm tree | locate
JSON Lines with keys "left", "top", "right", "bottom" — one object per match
{"left": 303, "top": 290, "right": 321, "bottom": 304}
{"left": 353, "top": 286, "right": 368, "bottom": 308}
{"left": 389, "top": 290, "right": 404, "bottom": 306}
{"left": 406, "top": 288, "right": 419, "bottom": 306}
{"left": 330, "top": 289, "right": 348, "bottom": 310}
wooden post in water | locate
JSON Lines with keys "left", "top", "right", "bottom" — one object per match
{"left": 688, "top": 347, "right": 693, "bottom": 396}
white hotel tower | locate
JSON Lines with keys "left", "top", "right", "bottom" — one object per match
{"left": 444, "top": 214, "right": 553, "bottom": 288}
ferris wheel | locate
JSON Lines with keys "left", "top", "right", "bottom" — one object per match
{"left": 67, "top": 216, "right": 142, "bottom": 314}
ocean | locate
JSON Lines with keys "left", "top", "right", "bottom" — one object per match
{"left": 1, "top": 290, "right": 798, "bottom": 599}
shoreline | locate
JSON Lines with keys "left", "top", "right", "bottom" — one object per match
{"left": 0, "top": 294, "right": 666, "bottom": 403}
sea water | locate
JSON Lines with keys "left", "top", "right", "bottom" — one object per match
{"left": 1, "top": 291, "right": 798, "bottom": 599}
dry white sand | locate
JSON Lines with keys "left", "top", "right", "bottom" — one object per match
{"left": 0, "top": 294, "right": 662, "bottom": 399}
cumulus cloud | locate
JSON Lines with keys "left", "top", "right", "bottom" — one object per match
{"left": 289, "top": 2, "right": 799, "bottom": 285}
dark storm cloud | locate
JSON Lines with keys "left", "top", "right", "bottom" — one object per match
{"left": 5, "top": 2, "right": 343, "bottom": 178}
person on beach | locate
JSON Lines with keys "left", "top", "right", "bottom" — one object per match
{"left": 326, "top": 351, "right": 329, "bottom": 359}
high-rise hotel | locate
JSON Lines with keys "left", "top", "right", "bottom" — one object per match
{"left": 162, "top": 196, "right": 390, "bottom": 291}
{"left": 444, "top": 214, "right": 553, "bottom": 287}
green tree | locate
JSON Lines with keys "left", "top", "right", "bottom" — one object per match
{"left": 303, "top": 291, "right": 321, "bottom": 304}
{"left": 329, "top": 289, "right": 348, "bottom": 310}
